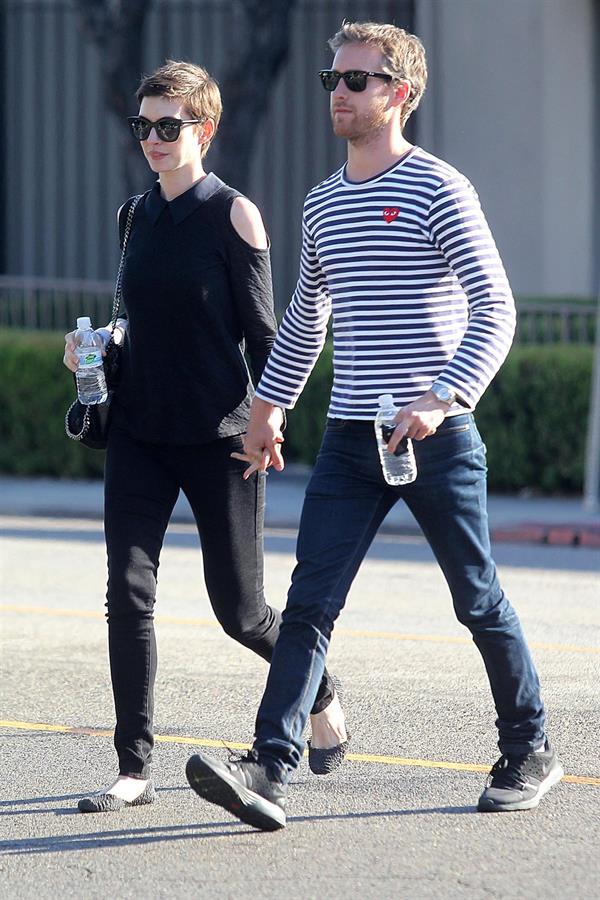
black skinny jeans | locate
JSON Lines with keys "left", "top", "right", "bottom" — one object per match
{"left": 104, "top": 426, "right": 335, "bottom": 777}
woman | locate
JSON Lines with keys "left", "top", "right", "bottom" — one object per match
{"left": 63, "top": 61, "right": 348, "bottom": 812}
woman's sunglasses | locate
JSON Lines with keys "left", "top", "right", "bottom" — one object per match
{"left": 127, "top": 116, "right": 203, "bottom": 142}
{"left": 318, "top": 69, "right": 393, "bottom": 93}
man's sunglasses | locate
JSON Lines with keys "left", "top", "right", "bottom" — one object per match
{"left": 127, "top": 116, "right": 203, "bottom": 142}
{"left": 318, "top": 69, "right": 393, "bottom": 92}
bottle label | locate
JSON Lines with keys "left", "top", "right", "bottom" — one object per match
{"left": 76, "top": 348, "right": 102, "bottom": 367}
{"left": 381, "top": 424, "right": 409, "bottom": 456}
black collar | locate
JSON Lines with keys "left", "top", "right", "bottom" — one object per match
{"left": 144, "top": 172, "right": 225, "bottom": 225}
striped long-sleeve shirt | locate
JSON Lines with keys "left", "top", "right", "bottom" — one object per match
{"left": 256, "top": 146, "right": 516, "bottom": 419}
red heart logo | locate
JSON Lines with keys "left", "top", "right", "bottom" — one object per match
{"left": 383, "top": 207, "right": 399, "bottom": 223}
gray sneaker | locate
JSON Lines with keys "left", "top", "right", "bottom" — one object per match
{"left": 186, "top": 751, "right": 287, "bottom": 831}
{"left": 477, "top": 740, "right": 564, "bottom": 812}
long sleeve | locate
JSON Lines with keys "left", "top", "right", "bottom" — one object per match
{"left": 256, "top": 216, "right": 331, "bottom": 408}
{"left": 426, "top": 177, "right": 516, "bottom": 407}
{"left": 225, "top": 237, "right": 278, "bottom": 385}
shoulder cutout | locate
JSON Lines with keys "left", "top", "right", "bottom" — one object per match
{"left": 230, "top": 196, "right": 268, "bottom": 250}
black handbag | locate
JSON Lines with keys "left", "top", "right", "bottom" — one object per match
{"left": 65, "top": 194, "right": 142, "bottom": 450}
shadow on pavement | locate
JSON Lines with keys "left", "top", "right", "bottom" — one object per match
{"left": 0, "top": 804, "right": 475, "bottom": 855}
{"left": 2, "top": 522, "right": 598, "bottom": 572}
{"left": 0, "top": 786, "right": 192, "bottom": 818}
{"left": 0, "top": 821, "right": 256, "bottom": 854}
{"left": 0, "top": 793, "right": 83, "bottom": 807}
{"left": 289, "top": 806, "right": 474, "bottom": 822}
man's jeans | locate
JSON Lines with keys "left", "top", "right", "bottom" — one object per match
{"left": 254, "top": 414, "right": 545, "bottom": 782}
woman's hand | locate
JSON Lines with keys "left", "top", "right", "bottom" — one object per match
{"left": 63, "top": 331, "right": 79, "bottom": 372}
{"left": 230, "top": 398, "right": 285, "bottom": 480}
{"left": 242, "top": 398, "right": 285, "bottom": 475}
{"left": 63, "top": 329, "right": 108, "bottom": 372}
{"left": 230, "top": 448, "right": 272, "bottom": 481}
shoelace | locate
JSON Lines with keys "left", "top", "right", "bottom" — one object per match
{"left": 223, "top": 747, "right": 281, "bottom": 791}
{"left": 223, "top": 745, "right": 259, "bottom": 767}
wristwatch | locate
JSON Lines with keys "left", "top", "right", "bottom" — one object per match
{"left": 430, "top": 383, "right": 457, "bottom": 406}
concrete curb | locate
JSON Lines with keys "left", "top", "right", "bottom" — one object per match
{"left": 1, "top": 475, "right": 599, "bottom": 548}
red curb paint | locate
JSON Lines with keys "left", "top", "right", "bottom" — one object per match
{"left": 547, "top": 527, "right": 577, "bottom": 546}
{"left": 491, "top": 521, "right": 600, "bottom": 547}
{"left": 491, "top": 526, "right": 547, "bottom": 543}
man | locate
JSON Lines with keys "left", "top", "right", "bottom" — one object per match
{"left": 185, "top": 21, "right": 563, "bottom": 830}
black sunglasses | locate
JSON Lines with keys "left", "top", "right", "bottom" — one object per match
{"left": 127, "top": 116, "right": 203, "bottom": 142}
{"left": 318, "top": 69, "right": 393, "bottom": 92}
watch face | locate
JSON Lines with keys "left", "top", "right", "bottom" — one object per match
{"left": 434, "top": 385, "right": 455, "bottom": 404}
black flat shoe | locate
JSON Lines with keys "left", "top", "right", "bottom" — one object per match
{"left": 78, "top": 780, "right": 156, "bottom": 813}
{"left": 308, "top": 674, "right": 349, "bottom": 775}
{"left": 307, "top": 737, "right": 350, "bottom": 775}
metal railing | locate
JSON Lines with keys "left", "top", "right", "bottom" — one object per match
{"left": 0, "top": 276, "right": 114, "bottom": 332}
{"left": 0, "top": 275, "right": 596, "bottom": 344}
{"left": 516, "top": 302, "right": 597, "bottom": 344}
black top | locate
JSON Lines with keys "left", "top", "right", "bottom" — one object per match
{"left": 113, "top": 174, "right": 277, "bottom": 444}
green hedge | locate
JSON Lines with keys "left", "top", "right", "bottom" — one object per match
{"left": 475, "top": 344, "right": 593, "bottom": 493}
{"left": 284, "top": 343, "right": 593, "bottom": 494}
{"left": 0, "top": 329, "right": 593, "bottom": 493}
{"left": 0, "top": 330, "right": 105, "bottom": 478}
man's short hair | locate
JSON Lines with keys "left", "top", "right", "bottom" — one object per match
{"left": 136, "top": 60, "right": 222, "bottom": 158}
{"left": 328, "top": 22, "right": 427, "bottom": 128}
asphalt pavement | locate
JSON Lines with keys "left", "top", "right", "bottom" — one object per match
{"left": 0, "top": 473, "right": 599, "bottom": 898}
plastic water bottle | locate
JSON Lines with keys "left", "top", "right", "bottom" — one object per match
{"left": 374, "top": 394, "right": 417, "bottom": 486}
{"left": 74, "top": 316, "right": 107, "bottom": 405}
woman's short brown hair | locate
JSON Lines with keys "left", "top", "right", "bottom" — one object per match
{"left": 136, "top": 60, "right": 222, "bottom": 157}
{"left": 329, "top": 22, "right": 427, "bottom": 128}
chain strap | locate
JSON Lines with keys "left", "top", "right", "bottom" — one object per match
{"left": 108, "top": 193, "right": 143, "bottom": 334}
{"left": 65, "top": 398, "right": 91, "bottom": 441}
{"left": 66, "top": 194, "right": 143, "bottom": 442}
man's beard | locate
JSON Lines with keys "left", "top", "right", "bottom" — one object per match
{"left": 331, "top": 101, "right": 389, "bottom": 145}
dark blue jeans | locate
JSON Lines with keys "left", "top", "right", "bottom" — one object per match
{"left": 254, "top": 414, "right": 545, "bottom": 781}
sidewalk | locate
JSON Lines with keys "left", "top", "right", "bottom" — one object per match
{"left": 1, "top": 470, "right": 599, "bottom": 547}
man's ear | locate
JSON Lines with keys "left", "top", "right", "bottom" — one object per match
{"left": 199, "top": 118, "right": 215, "bottom": 146}
{"left": 392, "top": 81, "right": 411, "bottom": 108}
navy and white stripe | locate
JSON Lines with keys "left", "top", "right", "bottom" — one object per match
{"left": 257, "top": 147, "right": 516, "bottom": 419}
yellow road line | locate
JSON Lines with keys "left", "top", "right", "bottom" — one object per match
{"left": 1, "top": 604, "right": 598, "bottom": 654}
{"left": 0, "top": 720, "right": 249, "bottom": 750}
{"left": 0, "top": 720, "right": 598, "bottom": 786}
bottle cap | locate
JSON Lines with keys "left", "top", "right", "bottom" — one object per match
{"left": 378, "top": 393, "right": 395, "bottom": 407}
{"left": 77, "top": 316, "right": 92, "bottom": 329}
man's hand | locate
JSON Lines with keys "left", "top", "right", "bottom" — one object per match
{"left": 231, "top": 397, "right": 285, "bottom": 480}
{"left": 386, "top": 390, "right": 450, "bottom": 454}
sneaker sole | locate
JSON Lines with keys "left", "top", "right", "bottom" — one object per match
{"left": 186, "top": 754, "right": 286, "bottom": 831}
{"left": 477, "top": 763, "right": 565, "bottom": 812}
